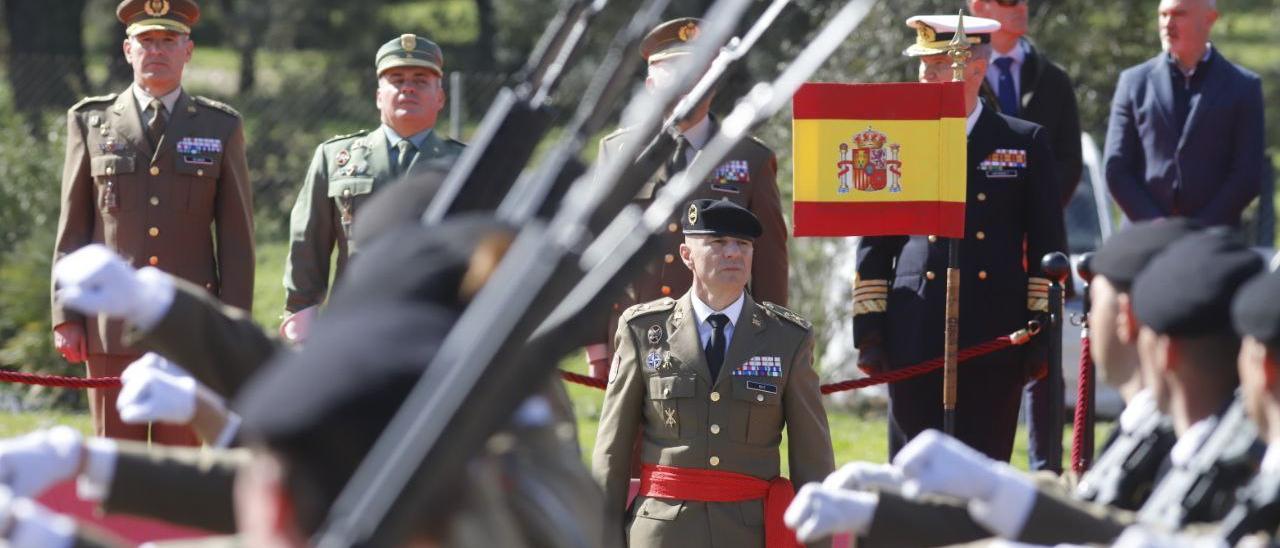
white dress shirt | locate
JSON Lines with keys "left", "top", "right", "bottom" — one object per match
{"left": 690, "top": 291, "right": 745, "bottom": 351}
{"left": 132, "top": 84, "right": 181, "bottom": 119}
{"left": 677, "top": 115, "right": 713, "bottom": 163}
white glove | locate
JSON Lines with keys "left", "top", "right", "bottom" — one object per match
{"left": 5, "top": 495, "right": 76, "bottom": 548}
{"left": 117, "top": 354, "right": 199, "bottom": 425}
{"left": 894, "top": 429, "right": 1036, "bottom": 539}
{"left": 279, "top": 306, "right": 317, "bottom": 344}
{"left": 822, "top": 461, "right": 905, "bottom": 492}
{"left": 53, "top": 244, "right": 173, "bottom": 330}
{"left": 784, "top": 482, "right": 878, "bottom": 542}
{"left": 0, "top": 427, "right": 83, "bottom": 498}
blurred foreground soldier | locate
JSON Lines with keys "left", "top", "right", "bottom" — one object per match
{"left": 592, "top": 199, "right": 833, "bottom": 547}
{"left": 969, "top": 0, "right": 1085, "bottom": 474}
{"left": 1105, "top": 0, "right": 1264, "bottom": 226}
{"left": 584, "top": 18, "right": 789, "bottom": 379}
{"left": 853, "top": 14, "right": 1067, "bottom": 461}
{"left": 857, "top": 231, "right": 1263, "bottom": 546}
{"left": 51, "top": 0, "right": 253, "bottom": 445}
{"left": 282, "top": 33, "right": 464, "bottom": 339}
{"left": 784, "top": 218, "right": 1197, "bottom": 546}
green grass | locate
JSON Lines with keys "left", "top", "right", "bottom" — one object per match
{"left": 0, "top": 412, "right": 92, "bottom": 438}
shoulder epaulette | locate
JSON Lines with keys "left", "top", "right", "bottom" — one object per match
{"left": 444, "top": 137, "right": 466, "bottom": 148}
{"left": 323, "top": 129, "right": 372, "bottom": 145}
{"left": 193, "top": 96, "right": 241, "bottom": 118}
{"left": 600, "top": 126, "right": 633, "bottom": 145}
{"left": 70, "top": 93, "right": 118, "bottom": 112}
{"left": 621, "top": 298, "right": 677, "bottom": 322}
{"left": 761, "top": 301, "right": 811, "bottom": 330}
{"left": 744, "top": 135, "right": 775, "bottom": 154}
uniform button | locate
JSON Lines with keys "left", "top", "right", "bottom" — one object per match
{"left": 709, "top": 456, "right": 720, "bottom": 466}
{"left": 664, "top": 254, "right": 675, "bottom": 264}
{"left": 756, "top": 394, "right": 765, "bottom": 402}
{"left": 149, "top": 196, "right": 160, "bottom": 206}
{"left": 148, "top": 256, "right": 159, "bottom": 266}
{"left": 661, "top": 285, "right": 671, "bottom": 296}
{"left": 926, "top": 271, "right": 936, "bottom": 281}
{"left": 977, "top": 192, "right": 987, "bottom": 202}
{"left": 668, "top": 223, "right": 679, "bottom": 233}
{"left": 710, "top": 424, "right": 720, "bottom": 435}
{"left": 663, "top": 388, "right": 670, "bottom": 396}
{"left": 927, "top": 235, "right": 937, "bottom": 243}
{"left": 710, "top": 391, "right": 721, "bottom": 402}
{"left": 343, "top": 188, "right": 351, "bottom": 198}
{"left": 979, "top": 270, "right": 988, "bottom": 280}
{"left": 612, "top": 303, "right": 621, "bottom": 311}
{"left": 976, "top": 231, "right": 986, "bottom": 240}
{"left": 196, "top": 169, "right": 204, "bottom": 177}
{"left": 148, "top": 227, "right": 159, "bottom": 237}
{"left": 105, "top": 166, "right": 114, "bottom": 175}
{"left": 149, "top": 166, "right": 160, "bottom": 176}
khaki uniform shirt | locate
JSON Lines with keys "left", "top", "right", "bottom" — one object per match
{"left": 592, "top": 292, "right": 833, "bottom": 547}
{"left": 593, "top": 123, "right": 790, "bottom": 354}
{"left": 283, "top": 128, "right": 463, "bottom": 313}
{"left": 51, "top": 86, "right": 255, "bottom": 355}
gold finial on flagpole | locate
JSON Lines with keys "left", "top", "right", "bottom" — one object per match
{"left": 948, "top": 10, "right": 971, "bottom": 82}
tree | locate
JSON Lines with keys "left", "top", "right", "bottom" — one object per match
{"left": 3, "top": 0, "right": 88, "bottom": 131}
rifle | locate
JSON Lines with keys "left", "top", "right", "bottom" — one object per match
{"left": 1216, "top": 472, "right": 1280, "bottom": 546}
{"left": 1074, "top": 400, "right": 1176, "bottom": 510}
{"left": 421, "top": 0, "right": 607, "bottom": 224}
{"left": 1137, "top": 396, "right": 1264, "bottom": 529}
{"left": 313, "top": 2, "right": 877, "bottom": 546}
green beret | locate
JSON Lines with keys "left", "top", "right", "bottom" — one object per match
{"left": 376, "top": 34, "right": 444, "bottom": 76}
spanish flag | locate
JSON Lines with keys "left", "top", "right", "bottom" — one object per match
{"left": 792, "top": 82, "right": 967, "bottom": 238}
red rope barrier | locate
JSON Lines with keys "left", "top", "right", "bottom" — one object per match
{"left": 1071, "top": 333, "right": 1094, "bottom": 474}
{"left": 0, "top": 370, "right": 120, "bottom": 389}
{"left": 561, "top": 325, "right": 1038, "bottom": 394}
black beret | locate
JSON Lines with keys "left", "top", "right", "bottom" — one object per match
{"left": 1132, "top": 230, "right": 1264, "bottom": 337}
{"left": 1233, "top": 269, "right": 1280, "bottom": 350}
{"left": 1092, "top": 217, "right": 1202, "bottom": 291}
{"left": 682, "top": 199, "right": 762, "bottom": 240}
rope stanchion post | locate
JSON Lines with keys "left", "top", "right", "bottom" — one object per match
{"left": 1042, "top": 252, "right": 1071, "bottom": 472}
{"left": 1073, "top": 252, "right": 1097, "bottom": 473}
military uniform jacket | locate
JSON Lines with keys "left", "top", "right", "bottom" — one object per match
{"left": 283, "top": 128, "right": 464, "bottom": 313}
{"left": 592, "top": 292, "right": 834, "bottom": 548}
{"left": 102, "top": 442, "right": 247, "bottom": 533}
{"left": 51, "top": 86, "right": 255, "bottom": 355}
{"left": 854, "top": 105, "right": 1066, "bottom": 376}
{"left": 593, "top": 123, "right": 790, "bottom": 354}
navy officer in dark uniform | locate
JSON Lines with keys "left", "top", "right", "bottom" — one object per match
{"left": 853, "top": 14, "right": 1067, "bottom": 461}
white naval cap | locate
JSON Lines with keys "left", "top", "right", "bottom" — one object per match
{"left": 903, "top": 14, "right": 1002, "bottom": 57}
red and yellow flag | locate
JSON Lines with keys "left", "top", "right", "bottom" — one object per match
{"left": 792, "top": 82, "right": 967, "bottom": 238}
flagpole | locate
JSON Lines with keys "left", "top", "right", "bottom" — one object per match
{"left": 942, "top": 11, "right": 970, "bottom": 436}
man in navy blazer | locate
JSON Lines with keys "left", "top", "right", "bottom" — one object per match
{"left": 1104, "top": 0, "right": 1264, "bottom": 227}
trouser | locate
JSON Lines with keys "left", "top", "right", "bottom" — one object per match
{"left": 1024, "top": 376, "right": 1063, "bottom": 473}
{"left": 86, "top": 354, "right": 200, "bottom": 446}
{"left": 887, "top": 359, "right": 1023, "bottom": 462}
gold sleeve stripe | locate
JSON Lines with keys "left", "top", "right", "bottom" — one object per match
{"left": 1026, "top": 289, "right": 1050, "bottom": 298}
{"left": 854, "top": 279, "right": 890, "bottom": 289}
{"left": 854, "top": 300, "right": 887, "bottom": 316}
{"left": 1027, "top": 297, "right": 1049, "bottom": 312}
{"left": 853, "top": 287, "right": 890, "bottom": 298}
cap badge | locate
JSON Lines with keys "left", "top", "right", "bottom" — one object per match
{"left": 677, "top": 22, "right": 699, "bottom": 42}
{"left": 647, "top": 325, "right": 664, "bottom": 345}
{"left": 144, "top": 0, "right": 170, "bottom": 17}
{"left": 687, "top": 203, "right": 698, "bottom": 226}
{"left": 916, "top": 25, "right": 936, "bottom": 43}
{"left": 401, "top": 34, "right": 416, "bottom": 52}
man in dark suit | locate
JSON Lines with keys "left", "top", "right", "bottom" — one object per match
{"left": 970, "top": 0, "right": 1084, "bottom": 474}
{"left": 854, "top": 14, "right": 1067, "bottom": 462}
{"left": 583, "top": 18, "right": 790, "bottom": 381}
{"left": 1105, "top": 0, "right": 1265, "bottom": 227}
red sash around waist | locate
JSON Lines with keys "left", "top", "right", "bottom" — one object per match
{"left": 639, "top": 464, "right": 801, "bottom": 548}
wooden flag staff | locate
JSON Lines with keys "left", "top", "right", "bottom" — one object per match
{"left": 942, "top": 10, "right": 970, "bottom": 435}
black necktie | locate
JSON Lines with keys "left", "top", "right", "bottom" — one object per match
{"left": 667, "top": 136, "right": 692, "bottom": 177}
{"left": 705, "top": 313, "right": 729, "bottom": 380}
{"left": 146, "top": 98, "right": 168, "bottom": 148}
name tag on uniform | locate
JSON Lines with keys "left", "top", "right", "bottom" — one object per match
{"left": 177, "top": 137, "right": 222, "bottom": 165}
{"left": 979, "top": 148, "right": 1026, "bottom": 179}
{"left": 746, "top": 381, "right": 778, "bottom": 394}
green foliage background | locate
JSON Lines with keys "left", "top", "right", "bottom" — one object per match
{"left": 0, "top": 0, "right": 1276, "bottom": 410}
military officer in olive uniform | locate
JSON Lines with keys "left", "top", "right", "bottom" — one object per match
{"left": 283, "top": 34, "right": 464, "bottom": 330}
{"left": 51, "top": 0, "right": 254, "bottom": 445}
{"left": 593, "top": 199, "right": 833, "bottom": 548}
{"left": 584, "top": 18, "right": 790, "bottom": 380}
{"left": 852, "top": 15, "right": 1067, "bottom": 461}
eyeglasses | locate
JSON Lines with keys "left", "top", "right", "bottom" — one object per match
{"left": 993, "top": 0, "right": 1025, "bottom": 5}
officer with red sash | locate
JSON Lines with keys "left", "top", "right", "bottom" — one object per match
{"left": 592, "top": 199, "right": 834, "bottom": 547}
